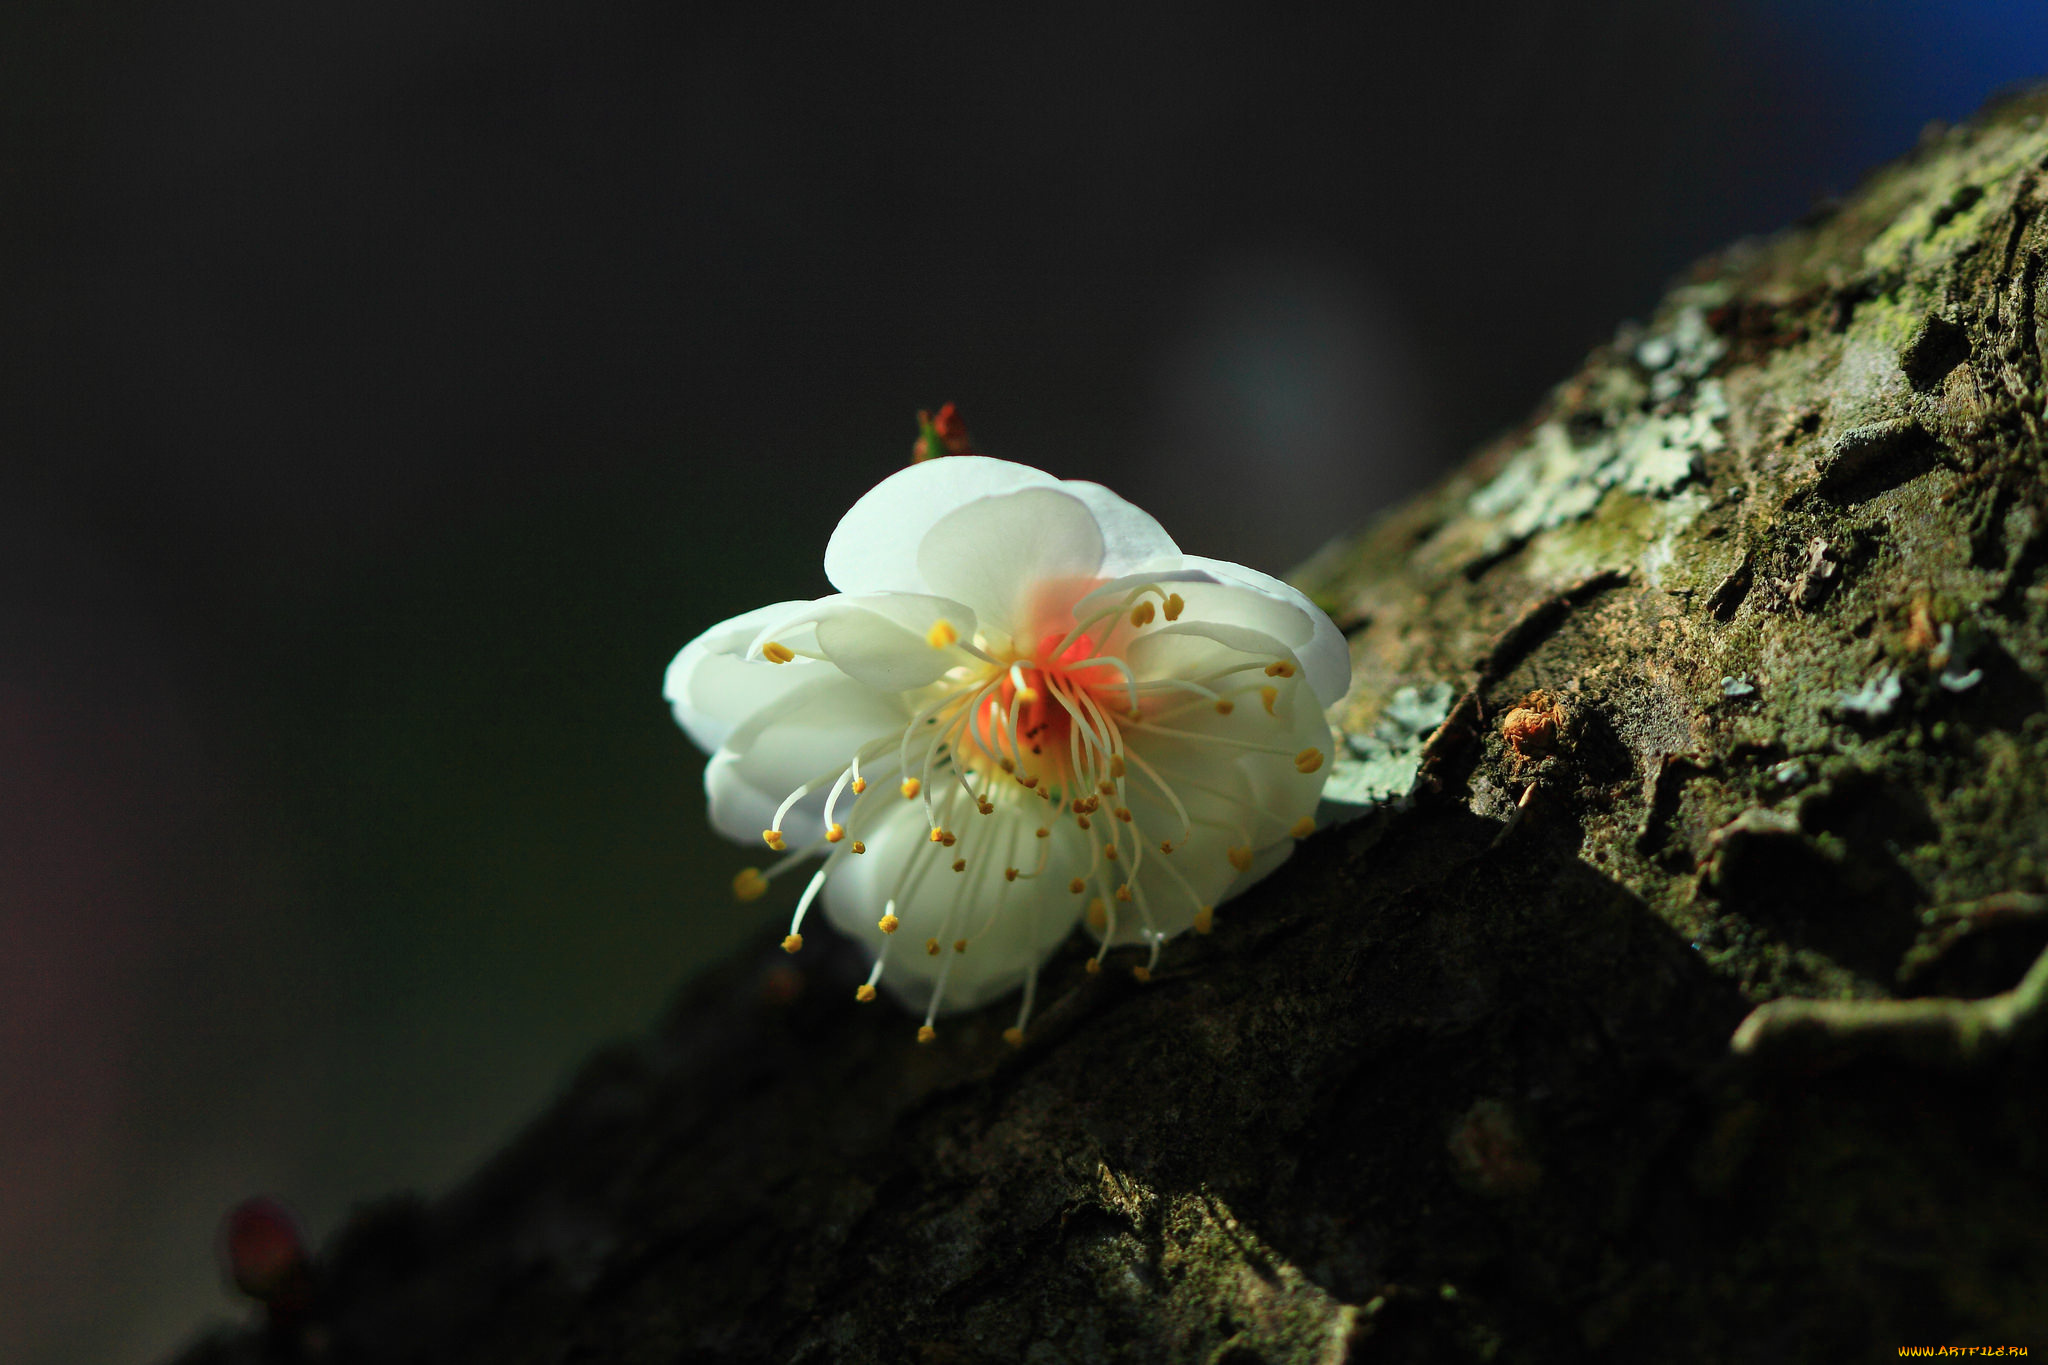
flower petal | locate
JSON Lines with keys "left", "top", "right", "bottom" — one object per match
{"left": 823, "top": 456, "right": 1060, "bottom": 595}
{"left": 1046, "top": 480, "right": 1180, "bottom": 579}
{"left": 1175, "top": 555, "right": 1352, "bottom": 705}
{"left": 705, "top": 672, "right": 911, "bottom": 845}
{"left": 745, "top": 592, "right": 977, "bottom": 692}
{"left": 663, "top": 600, "right": 818, "bottom": 753}
{"left": 823, "top": 790, "right": 1092, "bottom": 1012}
{"left": 916, "top": 486, "right": 1108, "bottom": 637}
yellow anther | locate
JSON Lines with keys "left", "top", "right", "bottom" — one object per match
{"left": 977, "top": 799, "right": 994, "bottom": 815}
{"left": 930, "top": 827, "right": 946, "bottom": 843}
{"left": 1005, "top": 867, "right": 1020, "bottom": 881}
{"left": 1036, "top": 826, "right": 1051, "bottom": 838}
{"left": 901, "top": 777, "right": 922, "bottom": 799}
{"left": 826, "top": 823, "right": 846, "bottom": 843}
{"left": 781, "top": 933, "right": 804, "bottom": 954}
{"left": 1016, "top": 686, "right": 1039, "bottom": 704}
{"left": 851, "top": 778, "right": 868, "bottom": 794}
{"left": 1132, "top": 965, "right": 1152, "bottom": 984}
{"left": 1087, "top": 898, "right": 1108, "bottom": 928}
{"left": 851, "top": 841, "right": 866, "bottom": 854}
{"left": 925, "top": 937, "right": 941, "bottom": 956}
{"left": 1260, "top": 685, "right": 1279, "bottom": 715}
{"left": 917, "top": 1024, "right": 937, "bottom": 1043}
{"left": 1114, "top": 807, "right": 1132, "bottom": 822}
{"left": 1294, "top": 748, "right": 1325, "bottom": 774}
{"left": 762, "top": 829, "right": 787, "bottom": 851}
{"left": 1164, "top": 593, "right": 1185, "bottom": 621}
{"left": 1115, "top": 884, "right": 1132, "bottom": 902}
{"left": 1194, "top": 906, "right": 1215, "bottom": 934}
{"left": 1227, "top": 845, "right": 1253, "bottom": 872}
{"left": 1070, "top": 877, "right": 1087, "bottom": 894}
{"left": 1102, "top": 843, "right": 1118, "bottom": 860}
{"left": 731, "top": 867, "right": 769, "bottom": 902}
{"left": 1291, "top": 815, "right": 1316, "bottom": 839}
{"left": 1130, "top": 601, "right": 1155, "bottom": 627}
{"left": 1110, "top": 755, "right": 1126, "bottom": 778}
{"left": 879, "top": 913, "right": 901, "bottom": 934}
{"left": 1002, "top": 1026, "right": 1025, "bottom": 1047}
{"left": 762, "top": 642, "right": 795, "bottom": 664}
{"left": 1214, "top": 699, "right": 1235, "bottom": 715}
{"left": 941, "top": 831, "right": 957, "bottom": 847}
{"left": 1085, "top": 957, "right": 1103, "bottom": 975}
{"left": 856, "top": 984, "right": 877, "bottom": 1003}
{"left": 952, "top": 858, "right": 966, "bottom": 873}
{"left": 1265, "top": 660, "right": 1296, "bottom": 678}
{"left": 953, "top": 938, "right": 968, "bottom": 953}
{"left": 926, "top": 620, "right": 959, "bottom": 649}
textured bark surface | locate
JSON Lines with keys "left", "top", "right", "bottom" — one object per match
{"left": 176, "top": 92, "right": 2048, "bottom": 1364}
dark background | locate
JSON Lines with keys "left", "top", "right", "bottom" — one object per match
{"left": 2, "top": 3, "right": 2041, "bottom": 1361}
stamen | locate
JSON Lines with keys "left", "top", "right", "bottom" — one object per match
{"left": 1214, "top": 699, "right": 1234, "bottom": 715}
{"left": 1260, "top": 686, "right": 1279, "bottom": 715}
{"left": 1070, "top": 877, "right": 1087, "bottom": 894}
{"left": 732, "top": 868, "right": 769, "bottom": 902}
{"left": 1265, "top": 660, "right": 1296, "bottom": 677}
{"left": 851, "top": 841, "right": 866, "bottom": 854}
{"left": 1130, "top": 601, "right": 1155, "bottom": 627}
{"left": 1006, "top": 867, "right": 1020, "bottom": 881}
{"left": 782, "top": 934, "right": 803, "bottom": 953}
{"left": 879, "top": 913, "right": 901, "bottom": 933}
{"left": 902, "top": 777, "right": 922, "bottom": 798}
{"left": 917, "top": 1025, "right": 937, "bottom": 1043}
{"left": 1291, "top": 815, "right": 1316, "bottom": 838}
{"left": 927, "top": 620, "right": 959, "bottom": 649}
{"left": 1164, "top": 592, "right": 1184, "bottom": 620}
{"left": 856, "top": 984, "right": 877, "bottom": 1002}
{"left": 762, "top": 642, "right": 795, "bottom": 664}
{"left": 826, "top": 823, "right": 846, "bottom": 843}
{"left": 926, "top": 938, "right": 941, "bottom": 956}
{"left": 953, "top": 938, "right": 968, "bottom": 953}
{"left": 1087, "top": 898, "right": 1108, "bottom": 929}
{"left": 1227, "top": 845, "right": 1254, "bottom": 872}
{"left": 952, "top": 858, "right": 967, "bottom": 872}
{"left": 1133, "top": 965, "right": 1152, "bottom": 983}
{"left": 761, "top": 829, "right": 786, "bottom": 851}
{"left": 1194, "top": 906, "right": 1215, "bottom": 933}
{"left": 1294, "top": 748, "right": 1325, "bottom": 774}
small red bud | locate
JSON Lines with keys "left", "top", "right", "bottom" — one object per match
{"left": 222, "top": 1196, "right": 313, "bottom": 1315}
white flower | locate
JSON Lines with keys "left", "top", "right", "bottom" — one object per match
{"left": 665, "top": 456, "right": 1349, "bottom": 1043}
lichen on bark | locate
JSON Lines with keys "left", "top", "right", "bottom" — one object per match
{"left": 176, "top": 91, "right": 2048, "bottom": 1365}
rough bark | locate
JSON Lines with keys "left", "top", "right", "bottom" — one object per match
{"left": 177, "top": 91, "right": 2048, "bottom": 1364}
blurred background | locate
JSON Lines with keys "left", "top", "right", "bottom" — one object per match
{"left": 2, "top": 2, "right": 2042, "bottom": 1360}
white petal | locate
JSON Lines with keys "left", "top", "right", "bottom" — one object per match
{"left": 745, "top": 592, "right": 977, "bottom": 692}
{"left": 1048, "top": 480, "right": 1180, "bottom": 579}
{"left": 706, "top": 673, "right": 910, "bottom": 845}
{"left": 823, "top": 791, "right": 1091, "bottom": 1012}
{"left": 1176, "top": 555, "right": 1352, "bottom": 705}
{"left": 823, "top": 456, "right": 1060, "bottom": 595}
{"left": 916, "top": 486, "right": 1108, "bottom": 636}
{"left": 663, "top": 599, "right": 818, "bottom": 754}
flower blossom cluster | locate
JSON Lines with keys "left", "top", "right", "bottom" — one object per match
{"left": 665, "top": 455, "right": 1349, "bottom": 1042}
